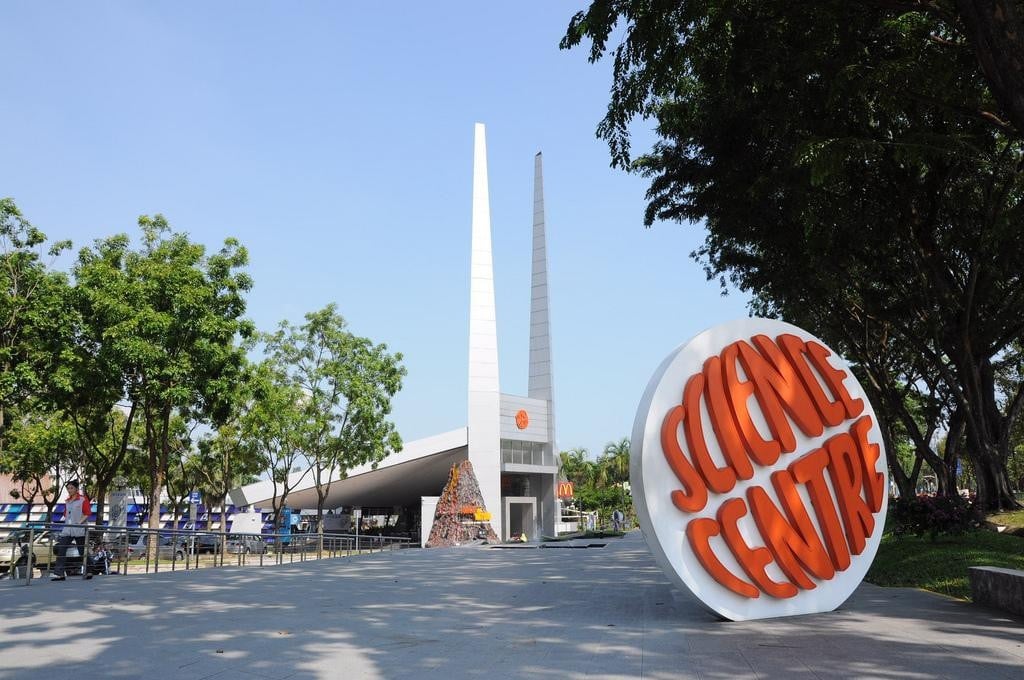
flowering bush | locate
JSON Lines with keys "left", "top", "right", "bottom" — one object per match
{"left": 891, "top": 494, "right": 982, "bottom": 539}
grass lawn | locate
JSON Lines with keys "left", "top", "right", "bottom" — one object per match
{"left": 865, "top": 531, "right": 1024, "bottom": 600}
{"left": 987, "top": 510, "right": 1024, "bottom": 530}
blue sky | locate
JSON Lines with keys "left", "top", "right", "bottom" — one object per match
{"left": 1, "top": 3, "right": 751, "bottom": 459}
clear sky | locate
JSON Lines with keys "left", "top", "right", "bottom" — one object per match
{"left": 1, "top": 2, "right": 751, "bottom": 460}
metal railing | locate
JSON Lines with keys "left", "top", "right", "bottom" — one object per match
{"left": 1, "top": 524, "right": 412, "bottom": 586}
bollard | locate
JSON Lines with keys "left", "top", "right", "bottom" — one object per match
{"left": 81, "top": 527, "right": 90, "bottom": 580}
{"left": 25, "top": 527, "right": 35, "bottom": 586}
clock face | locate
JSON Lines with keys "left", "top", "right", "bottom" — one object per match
{"left": 631, "top": 318, "right": 888, "bottom": 621}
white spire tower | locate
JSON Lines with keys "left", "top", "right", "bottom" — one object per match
{"left": 467, "top": 123, "right": 502, "bottom": 531}
{"left": 529, "top": 153, "right": 556, "bottom": 449}
{"left": 528, "top": 153, "right": 555, "bottom": 401}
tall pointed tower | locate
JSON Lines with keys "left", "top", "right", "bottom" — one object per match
{"left": 529, "top": 153, "right": 555, "bottom": 427}
{"left": 527, "top": 152, "right": 558, "bottom": 539}
{"left": 467, "top": 123, "right": 502, "bottom": 532}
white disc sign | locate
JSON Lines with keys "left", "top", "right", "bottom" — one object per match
{"left": 631, "top": 318, "right": 888, "bottom": 621}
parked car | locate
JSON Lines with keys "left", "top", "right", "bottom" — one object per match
{"left": 126, "top": 535, "right": 189, "bottom": 561}
{"left": 0, "top": 528, "right": 55, "bottom": 575}
{"left": 226, "top": 536, "right": 267, "bottom": 554}
{"left": 193, "top": 534, "right": 224, "bottom": 554}
{"left": 279, "top": 534, "right": 320, "bottom": 553}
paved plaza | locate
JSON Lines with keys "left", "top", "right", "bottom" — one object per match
{"left": 0, "top": 531, "right": 1022, "bottom": 679}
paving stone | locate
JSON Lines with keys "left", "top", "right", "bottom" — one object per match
{"left": 0, "top": 532, "right": 1021, "bottom": 679}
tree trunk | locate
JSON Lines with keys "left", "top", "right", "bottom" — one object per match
{"left": 935, "top": 460, "right": 958, "bottom": 497}
{"left": 146, "top": 430, "right": 164, "bottom": 555}
{"left": 965, "top": 428, "right": 1018, "bottom": 510}
{"left": 316, "top": 492, "right": 326, "bottom": 536}
{"left": 146, "top": 475, "right": 162, "bottom": 555}
{"left": 955, "top": 0, "right": 1024, "bottom": 135}
{"left": 879, "top": 419, "right": 916, "bottom": 498}
{"left": 221, "top": 492, "right": 229, "bottom": 565}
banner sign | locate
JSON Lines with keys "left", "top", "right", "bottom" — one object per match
{"left": 631, "top": 319, "right": 887, "bottom": 620}
{"left": 109, "top": 488, "right": 130, "bottom": 528}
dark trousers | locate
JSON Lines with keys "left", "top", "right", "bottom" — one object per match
{"left": 53, "top": 534, "right": 85, "bottom": 577}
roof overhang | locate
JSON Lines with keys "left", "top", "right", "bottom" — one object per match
{"left": 230, "top": 428, "right": 468, "bottom": 510}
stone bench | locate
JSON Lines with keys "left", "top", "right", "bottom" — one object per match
{"left": 969, "top": 566, "right": 1024, "bottom": 617}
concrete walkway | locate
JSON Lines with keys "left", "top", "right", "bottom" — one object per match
{"left": 0, "top": 532, "right": 1021, "bottom": 679}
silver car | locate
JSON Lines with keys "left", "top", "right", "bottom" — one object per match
{"left": 0, "top": 528, "right": 55, "bottom": 575}
{"left": 225, "top": 536, "right": 267, "bottom": 554}
{"left": 126, "top": 535, "right": 189, "bottom": 561}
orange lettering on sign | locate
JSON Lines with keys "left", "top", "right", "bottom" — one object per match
{"left": 719, "top": 497, "right": 798, "bottom": 599}
{"left": 723, "top": 342, "right": 781, "bottom": 467}
{"left": 661, "top": 404, "right": 709, "bottom": 513}
{"left": 748, "top": 471, "right": 835, "bottom": 590}
{"left": 686, "top": 517, "right": 760, "bottom": 599}
{"left": 853, "top": 415, "right": 885, "bottom": 513}
{"left": 660, "top": 334, "right": 885, "bottom": 600}
{"left": 745, "top": 334, "right": 825, "bottom": 442}
{"left": 805, "top": 342, "right": 864, "bottom": 420}
{"left": 778, "top": 334, "right": 847, "bottom": 428}
{"left": 826, "top": 433, "right": 875, "bottom": 556}
{"left": 789, "top": 447, "right": 852, "bottom": 572}
{"left": 704, "top": 355, "right": 755, "bottom": 482}
{"left": 683, "top": 373, "right": 737, "bottom": 494}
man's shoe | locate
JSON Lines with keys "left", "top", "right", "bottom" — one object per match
{"left": 50, "top": 575, "right": 65, "bottom": 581}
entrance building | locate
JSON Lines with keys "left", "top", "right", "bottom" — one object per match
{"left": 231, "top": 124, "right": 559, "bottom": 543}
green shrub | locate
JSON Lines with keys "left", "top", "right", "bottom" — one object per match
{"left": 891, "top": 494, "right": 983, "bottom": 539}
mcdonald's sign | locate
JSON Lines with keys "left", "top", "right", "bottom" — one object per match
{"left": 556, "top": 481, "right": 574, "bottom": 499}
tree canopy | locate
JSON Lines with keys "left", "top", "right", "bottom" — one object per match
{"left": 563, "top": 0, "right": 1024, "bottom": 509}
{"left": 265, "top": 304, "right": 405, "bottom": 531}
{"left": 1, "top": 198, "right": 409, "bottom": 532}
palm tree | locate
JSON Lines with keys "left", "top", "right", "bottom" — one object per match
{"left": 558, "top": 447, "right": 590, "bottom": 485}
{"left": 600, "top": 437, "right": 631, "bottom": 518}
{"left": 600, "top": 438, "right": 630, "bottom": 486}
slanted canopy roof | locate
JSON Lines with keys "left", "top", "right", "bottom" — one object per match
{"left": 230, "top": 428, "right": 468, "bottom": 510}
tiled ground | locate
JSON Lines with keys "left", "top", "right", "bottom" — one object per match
{"left": 1, "top": 532, "right": 1021, "bottom": 679}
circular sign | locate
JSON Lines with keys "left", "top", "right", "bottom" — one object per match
{"left": 631, "top": 318, "right": 887, "bottom": 621}
{"left": 515, "top": 409, "right": 530, "bottom": 430}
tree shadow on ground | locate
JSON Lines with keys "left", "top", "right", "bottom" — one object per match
{"left": 0, "top": 533, "right": 1021, "bottom": 679}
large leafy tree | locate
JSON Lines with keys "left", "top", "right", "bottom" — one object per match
{"left": 194, "top": 362, "right": 264, "bottom": 540}
{"left": 563, "top": 0, "right": 1024, "bottom": 509}
{"left": 73, "top": 216, "right": 253, "bottom": 540}
{"left": 0, "top": 198, "right": 72, "bottom": 448}
{"left": 0, "top": 406, "right": 79, "bottom": 523}
{"left": 242, "top": 360, "right": 309, "bottom": 531}
{"left": 266, "top": 304, "right": 405, "bottom": 533}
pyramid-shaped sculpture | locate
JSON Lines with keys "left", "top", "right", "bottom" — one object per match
{"left": 426, "top": 460, "right": 500, "bottom": 547}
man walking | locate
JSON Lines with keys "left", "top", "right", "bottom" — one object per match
{"left": 51, "top": 480, "right": 90, "bottom": 581}
{"left": 612, "top": 508, "right": 625, "bottom": 532}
